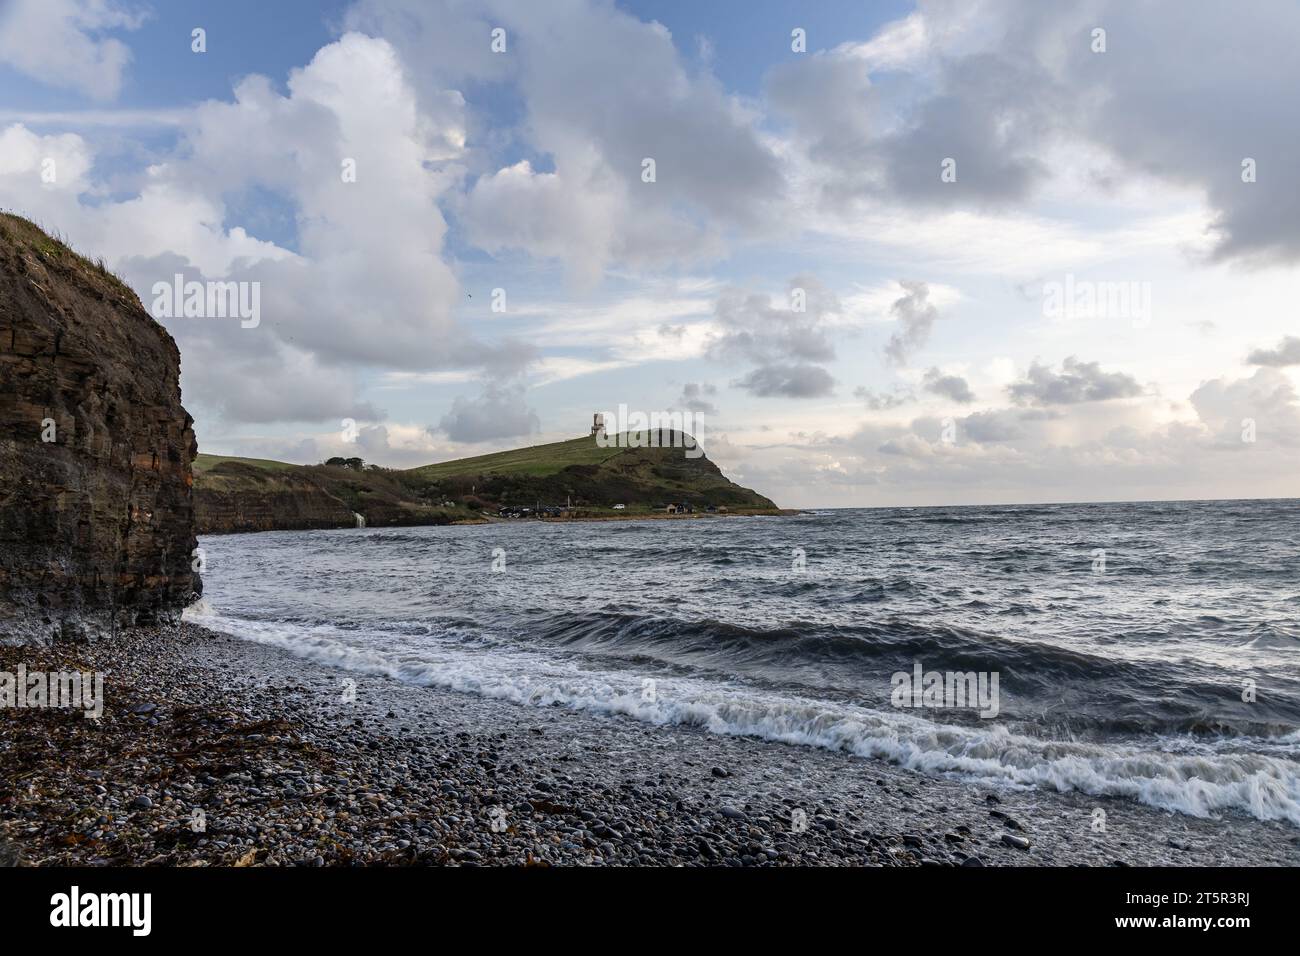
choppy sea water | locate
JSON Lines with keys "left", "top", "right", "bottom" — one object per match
{"left": 187, "top": 499, "right": 1300, "bottom": 825}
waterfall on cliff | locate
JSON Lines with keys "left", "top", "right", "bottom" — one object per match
{"left": 353, "top": 512, "right": 366, "bottom": 529}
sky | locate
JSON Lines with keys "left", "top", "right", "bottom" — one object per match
{"left": 1, "top": 0, "right": 1297, "bottom": 508}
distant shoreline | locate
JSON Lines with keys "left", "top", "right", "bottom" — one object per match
{"left": 468, "top": 507, "right": 801, "bottom": 525}
{"left": 199, "top": 508, "right": 804, "bottom": 535}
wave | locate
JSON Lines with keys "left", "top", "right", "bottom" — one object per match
{"left": 1245, "top": 623, "right": 1300, "bottom": 649}
{"left": 188, "top": 610, "right": 1300, "bottom": 826}
{"left": 183, "top": 596, "right": 218, "bottom": 617}
{"left": 556, "top": 611, "right": 1300, "bottom": 736}
{"left": 522, "top": 608, "right": 1157, "bottom": 681}
{"left": 189, "top": 598, "right": 1299, "bottom": 739}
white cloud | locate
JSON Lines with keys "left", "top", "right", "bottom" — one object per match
{"left": 0, "top": 123, "right": 93, "bottom": 188}
{"left": 437, "top": 382, "right": 540, "bottom": 442}
{"left": 357, "top": 0, "right": 782, "bottom": 280}
{"left": 1190, "top": 368, "right": 1300, "bottom": 448}
{"left": 770, "top": 0, "right": 1300, "bottom": 266}
{"left": 0, "top": 32, "right": 480, "bottom": 427}
{"left": 530, "top": 356, "right": 634, "bottom": 387}
{"left": 172, "top": 35, "right": 465, "bottom": 369}
{"left": 841, "top": 13, "right": 932, "bottom": 72}
{"left": 0, "top": 0, "right": 144, "bottom": 101}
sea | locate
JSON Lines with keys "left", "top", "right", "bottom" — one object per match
{"left": 186, "top": 499, "right": 1300, "bottom": 825}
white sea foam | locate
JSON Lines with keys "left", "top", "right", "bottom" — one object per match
{"left": 198, "top": 613, "right": 1300, "bottom": 826}
{"left": 183, "top": 597, "right": 217, "bottom": 618}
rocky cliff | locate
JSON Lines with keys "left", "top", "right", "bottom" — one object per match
{"left": 194, "top": 461, "right": 361, "bottom": 533}
{"left": 0, "top": 214, "right": 200, "bottom": 641}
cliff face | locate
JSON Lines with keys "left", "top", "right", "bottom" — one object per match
{"left": 193, "top": 459, "right": 460, "bottom": 534}
{"left": 194, "top": 462, "right": 359, "bottom": 533}
{"left": 0, "top": 215, "right": 200, "bottom": 640}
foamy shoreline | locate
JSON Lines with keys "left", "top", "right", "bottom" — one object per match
{"left": 3, "top": 623, "right": 1296, "bottom": 866}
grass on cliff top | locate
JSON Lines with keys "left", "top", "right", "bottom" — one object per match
{"left": 0, "top": 211, "right": 139, "bottom": 304}
{"left": 193, "top": 453, "right": 303, "bottom": 474}
{"left": 196, "top": 434, "right": 695, "bottom": 480}
{"left": 406, "top": 435, "right": 631, "bottom": 479}
{"left": 193, "top": 439, "right": 615, "bottom": 478}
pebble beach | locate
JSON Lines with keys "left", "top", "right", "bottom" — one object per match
{"left": 3, "top": 623, "right": 1296, "bottom": 868}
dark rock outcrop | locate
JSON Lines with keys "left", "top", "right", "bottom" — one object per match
{"left": 0, "top": 214, "right": 199, "bottom": 640}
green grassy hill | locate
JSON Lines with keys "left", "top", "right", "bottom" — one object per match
{"left": 408, "top": 435, "right": 625, "bottom": 480}
{"left": 194, "top": 453, "right": 300, "bottom": 473}
{"left": 194, "top": 433, "right": 781, "bottom": 533}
